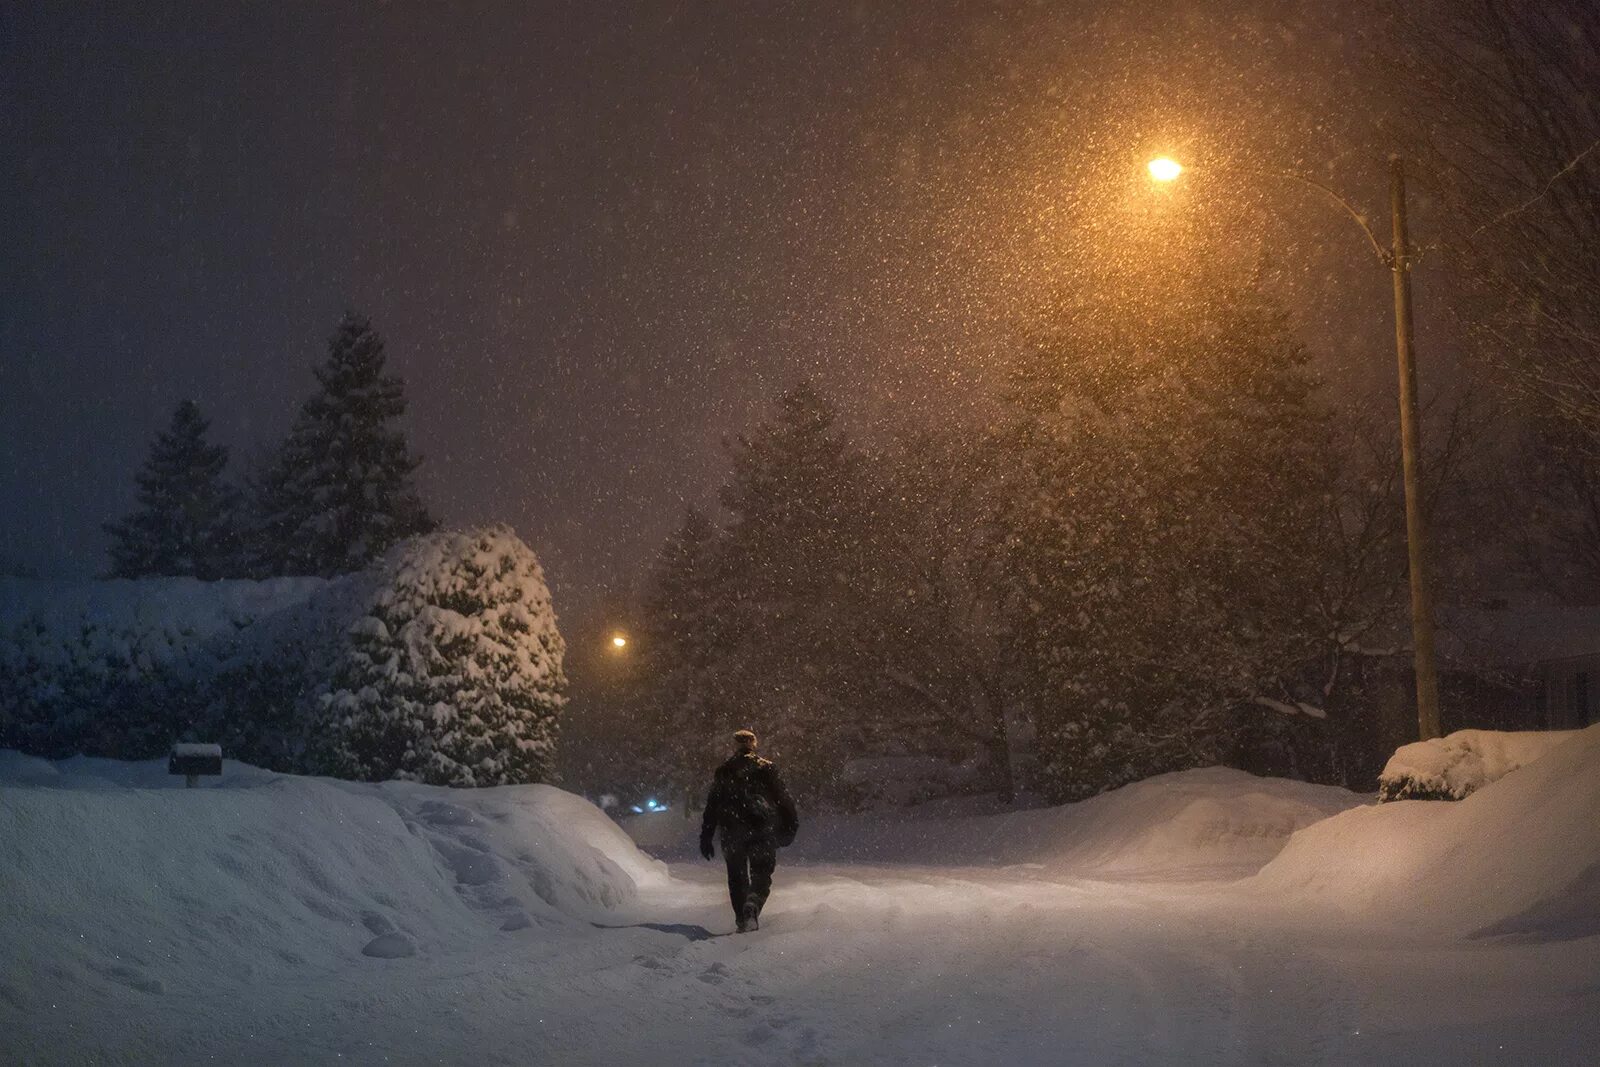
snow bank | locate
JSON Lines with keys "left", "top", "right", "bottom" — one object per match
{"left": 1252, "top": 723, "right": 1600, "bottom": 939}
{"left": 0, "top": 751, "right": 669, "bottom": 1005}
{"left": 1378, "top": 728, "right": 1580, "bottom": 801}
{"left": 701, "top": 767, "right": 1363, "bottom": 878}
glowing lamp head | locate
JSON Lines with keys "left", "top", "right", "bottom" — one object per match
{"left": 610, "top": 633, "right": 628, "bottom": 650}
{"left": 1148, "top": 157, "right": 1183, "bottom": 182}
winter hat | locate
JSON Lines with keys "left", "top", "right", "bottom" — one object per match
{"left": 733, "top": 729, "right": 758, "bottom": 751}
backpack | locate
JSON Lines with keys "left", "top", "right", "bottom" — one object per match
{"left": 721, "top": 757, "right": 779, "bottom": 833}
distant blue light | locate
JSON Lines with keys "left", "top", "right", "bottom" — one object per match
{"left": 630, "top": 805, "right": 644, "bottom": 814}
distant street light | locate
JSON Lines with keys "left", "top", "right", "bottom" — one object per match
{"left": 1147, "top": 157, "right": 1183, "bottom": 182}
{"left": 609, "top": 633, "right": 629, "bottom": 651}
{"left": 1146, "top": 154, "right": 1443, "bottom": 742}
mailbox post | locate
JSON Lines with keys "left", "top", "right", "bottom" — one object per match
{"left": 169, "top": 743, "right": 223, "bottom": 787}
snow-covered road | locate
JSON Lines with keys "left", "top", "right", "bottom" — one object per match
{"left": 614, "top": 861, "right": 1598, "bottom": 1066}
{"left": 44, "top": 859, "right": 1593, "bottom": 1066}
{"left": 5, "top": 741, "right": 1598, "bottom": 1065}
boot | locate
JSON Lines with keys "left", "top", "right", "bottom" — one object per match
{"left": 739, "top": 901, "right": 759, "bottom": 933}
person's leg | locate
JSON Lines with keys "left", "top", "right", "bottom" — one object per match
{"left": 747, "top": 839, "right": 777, "bottom": 918}
{"left": 724, "top": 844, "right": 749, "bottom": 918}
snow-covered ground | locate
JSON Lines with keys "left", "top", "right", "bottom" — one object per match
{"left": 4, "top": 728, "right": 1598, "bottom": 1065}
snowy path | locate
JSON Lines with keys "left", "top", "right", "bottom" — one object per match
{"left": 6, "top": 749, "right": 1598, "bottom": 1065}
{"left": 22, "top": 859, "right": 1592, "bottom": 1066}
{"left": 527, "top": 862, "right": 1597, "bottom": 1066}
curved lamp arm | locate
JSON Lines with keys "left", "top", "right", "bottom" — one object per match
{"left": 1169, "top": 160, "right": 1392, "bottom": 268}
{"left": 1269, "top": 170, "right": 1393, "bottom": 268}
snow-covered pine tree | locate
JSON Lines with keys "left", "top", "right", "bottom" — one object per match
{"left": 103, "top": 399, "right": 242, "bottom": 579}
{"left": 635, "top": 506, "right": 732, "bottom": 808}
{"left": 252, "top": 314, "right": 434, "bottom": 577}
{"left": 860, "top": 431, "right": 1024, "bottom": 802}
{"left": 314, "top": 525, "right": 566, "bottom": 786}
{"left": 997, "top": 281, "right": 1333, "bottom": 801}
{"left": 715, "top": 381, "right": 878, "bottom": 797}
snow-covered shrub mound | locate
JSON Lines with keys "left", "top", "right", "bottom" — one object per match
{"left": 1252, "top": 723, "right": 1600, "bottom": 939}
{"left": 0, "top": 750, "right": 669, "bottom": 1006}
{"left": 0, "top": 577, "right": 325, "bottom": 757}
{"left": 315, "top": 525, "right": 566, "bottom": 786}
{"left": 780, "top": 767, "right": 1362, "bottom": 877}
{"left": 1378, "top": 728, "right": 1580, "bottom": 801}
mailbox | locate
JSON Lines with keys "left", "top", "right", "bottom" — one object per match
{"left": 169, "top": 742, "right": 223, "bottom": 787}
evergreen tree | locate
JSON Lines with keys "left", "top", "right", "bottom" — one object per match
{"left": 103, "top": 399, "right": 241, "bottom": 579}
{"left": 860, "top": 432, "right": 1027, "bottom": 802}
{"left": 997, "top": 283, "right": 1333, "bottom": 800}
{"left": 314, "top": 525, "right": 566, "bottom": 786}
{"left": 253, "top": 314, "right": 434, "bottom": 577}
{"left": 635, "top": 507, "right": 733, "bottom": 809}
{"left": 714, "top": 381, "right": 877, "bottom": 797}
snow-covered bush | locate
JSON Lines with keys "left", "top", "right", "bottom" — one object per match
{"left": 1377, "top": 728, "right": 1580, "bottom": 801}
{"left": 313, "top": 526, "right": 567, "bottom": 786}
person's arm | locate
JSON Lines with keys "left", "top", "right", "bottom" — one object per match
{"left": 699, "top": 777, "right": 721, "bottom": 859}
{"left": 769, "top": 766, "right": 799, "bottom": 846}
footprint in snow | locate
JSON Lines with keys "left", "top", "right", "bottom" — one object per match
{"left": 361, "top": 911, "right": 395, "bottom": 935}
{"left": 741, "top": 1023, "right": 777, "bottom": 1047}
{"left": 696, "top": 966, "right": 728, "bottom": 985}
{"left": 362, "top": 932, "right": 416, "bottom": 958}
{"left": 103, "top": 964, "right": 164, "bottom": 995}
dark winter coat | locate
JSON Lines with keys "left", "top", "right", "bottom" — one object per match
{"left": 700, "top": 753, "right": 799, "bottom": 849}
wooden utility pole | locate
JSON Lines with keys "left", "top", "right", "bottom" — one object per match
{"left": 1388, "top": 155, "right": 1444, "bottom": 741}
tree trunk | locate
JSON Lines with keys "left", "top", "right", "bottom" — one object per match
{"left": 979, "top": 676, "right": 1016, "bottom": 804}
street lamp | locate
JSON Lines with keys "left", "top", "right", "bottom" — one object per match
{"left": 1147, "top": 154, "right": 1443, "bottom": 742}
{"left": 1148, "top": 157, "right": 1183, "bottom": 182}
{"left": 609, "top": 632, "right": 629, "bottom": 652}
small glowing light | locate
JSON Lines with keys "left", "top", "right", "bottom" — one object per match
{"left": 610, "top": 634, "right": 628, "bottom": 649}
{"left": 1148, "top": 157, "right": 1183, "bottom": 182}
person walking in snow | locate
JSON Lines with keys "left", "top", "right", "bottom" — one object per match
{"left": 699, "top": 729, "right": 799, "bottom": 933}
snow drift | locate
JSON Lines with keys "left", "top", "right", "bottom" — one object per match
{"left": 1378, "top": 727, "right": 1580, "bottom": 801}
{"left": 1253, "top": 723, "right": 1600, "bottom": 939}
{"left": 0, "top": 751, "right": 668, "bottom": 1010}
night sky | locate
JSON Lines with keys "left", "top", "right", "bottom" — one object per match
{"left": 2, "top": 1, "right": 1430, "bottom": 630}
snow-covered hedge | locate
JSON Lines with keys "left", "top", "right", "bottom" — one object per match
{"left": 0, "top": 577, "right": 325, "bottom": 758}
{"left": 1377, "top": 728, "right": 1580, "bottom": 802}
{"left": 0, "top": 526, "right": 566, "bottom": 785}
